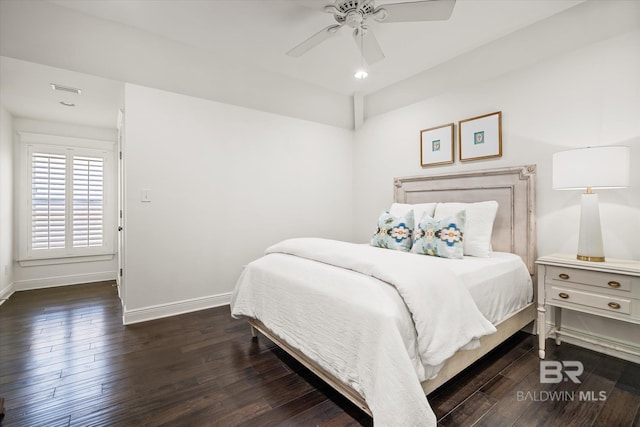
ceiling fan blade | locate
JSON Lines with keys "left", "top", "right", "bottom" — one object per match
{"left": 286, "top": 24, "right": 343, "bottom": 57}
{"left": 353, "top": 28, "right": 385, "bottom": 65}
{"left": 376, "top": 0, "right": 456, "bottom": 23}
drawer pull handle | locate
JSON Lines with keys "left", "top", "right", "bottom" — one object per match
{"left": 558, "top": 292, "right": 569, "bottom": 299}
{"left": 559, "top": 273, "right": 570, "bottom": 280}
{"left": 608, "top": 302, "right": 621, "bottom": 309}
{"left": 608, "top": 281, "right": 621, "bottom": 288}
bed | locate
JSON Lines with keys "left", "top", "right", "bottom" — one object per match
{"left": 231, "top": 165, "right": 537, "bottom": 426}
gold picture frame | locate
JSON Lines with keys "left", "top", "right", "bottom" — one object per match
{"left": 458, "top": 111, "right": 502, "bottom": 162}
{"left": 420, "top": 123, "right": 454, "bottom": 167}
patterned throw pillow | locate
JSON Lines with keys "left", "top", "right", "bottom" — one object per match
{"left": 434, "top": 201, "right": 497, "bottom": 257}
{"left": 370, "top": 210, "right": 414, "bottom": 252}
{"left": 410, "top": 211, "right": 466, "bottom": 259}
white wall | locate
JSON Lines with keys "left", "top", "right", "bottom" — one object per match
{"left": 12, "top": 118, "right": 118, "bottom": 289}
{"left": 354, "top": 29, "right": 640, "bottom": 353}
{"left": 0, "top": 106, "right": 14, "bottom": 301}
{"left": 123, "top": 84, "right": 354, "bottom": 323}
{"left": 365, "top": 0, "right": 640, "bottom": 120}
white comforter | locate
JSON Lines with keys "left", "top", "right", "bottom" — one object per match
{"left": 231, "top": 238, "right": 497, "bottom": 426}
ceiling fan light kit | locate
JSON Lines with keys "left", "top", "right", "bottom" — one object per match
{"left": 288, "top": 0, "right": 456, "bottom": 74}
{"left": 354, "top": 69, "right": 369, "bottom": 79}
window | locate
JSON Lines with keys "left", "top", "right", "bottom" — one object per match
{"left": 72, "top": 155, "right": 105, "bottom": 248}
{"left": 20, "top": 133, "right": 114, "bottom": 264}
{"left": 31, "top": 152, "right": 67, "bottom": 250}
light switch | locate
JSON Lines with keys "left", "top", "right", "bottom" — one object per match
{"left": 141, "top": 189, "right": 151, "bottom": 202}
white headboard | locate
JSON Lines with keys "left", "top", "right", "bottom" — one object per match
{"left": 394, "top": 165, "right": 537, "bottom": 274}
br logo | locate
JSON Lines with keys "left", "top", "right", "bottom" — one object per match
{"left": 540, "top": 361, "right": 584, "bottom": 384}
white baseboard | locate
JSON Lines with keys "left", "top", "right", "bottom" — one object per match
{"left": 546, "top": 321, "right": 640, "bottom": 364}
{"left": 14, "top": 271, "right": 117, "bottom": 291}
{"left": 0, "top": 282, "right": 15, "bottom": 306}
{"left": 123, "top": 292, "right": 232, "bottom": 325}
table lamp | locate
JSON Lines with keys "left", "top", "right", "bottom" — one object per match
{"left": 552, "top": 146, "right": 630, "bottom": 262}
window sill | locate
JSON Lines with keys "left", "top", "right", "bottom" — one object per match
{"left": 18, "top": 254, "right": 115, "bottom": 267}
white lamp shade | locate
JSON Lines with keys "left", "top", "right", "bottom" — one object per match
{"left": 553, "top": 146, "right": 630, "bottom": 190}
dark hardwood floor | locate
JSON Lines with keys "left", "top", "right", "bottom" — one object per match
{"left": 1, "top": 282, "right": 639, "bottom": 426}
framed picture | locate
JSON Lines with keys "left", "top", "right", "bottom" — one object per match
{"left": 458, "top": 111, "right": 502, "bottom": 162}
{"left": 420, "top": 123, "right": 454, "bottom": 167}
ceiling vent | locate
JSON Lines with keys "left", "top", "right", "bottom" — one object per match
{"left": 50, "top": 83, "right": 82, "bottom": 94}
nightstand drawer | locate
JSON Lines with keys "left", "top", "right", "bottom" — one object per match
{"left": 550, "top": 286, "right": 631, "bottom": 315}
{"left": 547, "top": 266, "right": 633, "bottom": 293}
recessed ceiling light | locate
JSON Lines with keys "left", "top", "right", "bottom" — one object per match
{"left": 51, "top": 83, "right": 82, "bottom": 94}
{"left": 59, "top": 101, "right": 76, "bottom": 107}
{"left": 354, "top": 69, "right": 368, "bottom": 79}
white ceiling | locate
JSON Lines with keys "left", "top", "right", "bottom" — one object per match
{"left": 0, "top": 0, "right": 589, "bottom": 129}
{"left": 46, "top": 0, "right": 584, "bottom": 96}
{"left": 0, "top": 57, "right": 124, "bottom": 129}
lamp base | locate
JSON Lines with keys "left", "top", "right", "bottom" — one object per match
{"left": 576, "top": 192, "right": 605, "bottom": 263}
{"left": 577, "top": 255, "right": 605, "bottom": 262}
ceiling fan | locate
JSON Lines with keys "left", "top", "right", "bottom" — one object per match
{"left": 287, "top": 0, "right": 456, "bottom": 65}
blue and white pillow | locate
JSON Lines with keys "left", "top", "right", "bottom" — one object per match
{"left": 434, "top": 201, "right": 497, "bottom": 257}
{"left": 370, "top": 210, "right": 414, "bottom": 252}
{"left": 410, "top": 211, "right": 465, "bottom": 259}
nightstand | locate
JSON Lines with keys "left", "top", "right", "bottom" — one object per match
{"left": 536, "top": 254, "right": 640, "bottom": 359}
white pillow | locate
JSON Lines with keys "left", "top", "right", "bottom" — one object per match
{"left": 389, "top": 203, "right": 436, "bottom": 225}
{"left": 434, "top": 201, "right": 498, "bottom": 257}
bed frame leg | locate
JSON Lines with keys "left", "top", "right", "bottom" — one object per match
{"left": 250, "top": 325, "right": 257, "bottom": 339}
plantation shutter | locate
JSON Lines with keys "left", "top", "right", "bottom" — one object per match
{"left": 73, "top": 155, "right": 104, "bottom": 248}
{"left": 22, "top": 137, "right": 113, "bottom": 263}
{"left": 31, "top": 153, "right": 67, "bottom": 250}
